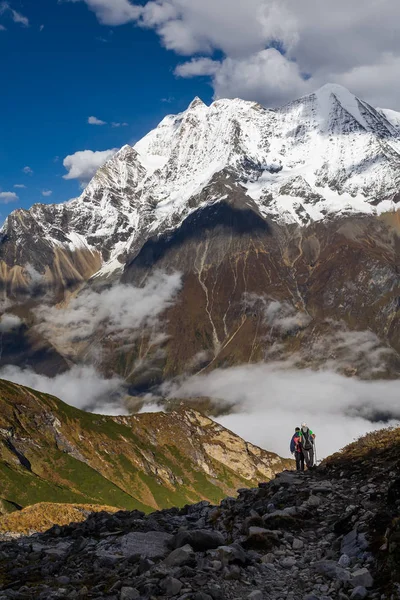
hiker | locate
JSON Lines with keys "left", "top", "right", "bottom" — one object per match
{"left": 299, "top": 422, "right": 316, "bottom": 468}
{"left": 290, "top": 427, "right": 305, "bottom": 471}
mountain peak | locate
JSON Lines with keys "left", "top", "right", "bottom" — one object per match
{"left": 187, "top": 96, "right": 207, "bottom": 111}
{"left": 314, "top": 82, "right": 356, "bottom": 98}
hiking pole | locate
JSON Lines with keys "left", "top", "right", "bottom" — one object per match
{"left": 314, "top": 441, "right": 318, "bottom": 466}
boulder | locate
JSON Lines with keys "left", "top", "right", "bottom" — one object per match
{"left": 217, "top": 544, "right": 247, "bottom": 565}
{"left": 163, "top": 544, "right": 195, "bottom": 568}
{"left": 160, "top": 577, "right": 183, "bottom": 596}
{"left": 349, "top": 568, "right": 374, "bottom": 589}
{"left": 173, "top": 529, "right": 225, "bottom": 551}
{"left": 350, "top": 587, "right": 368, "bottom": 600}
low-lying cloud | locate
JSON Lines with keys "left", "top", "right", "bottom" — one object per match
{"left": 162, "top": 362, "right": 400, "bottom": 460}
{"left": 34, "top": 271, "right": 182, "bottom": 348}
{"left": 0, "top": 364, "right": 126, "bottom": 415}
{"left": 244, "top": 295, "right": 311, "bottom": 334}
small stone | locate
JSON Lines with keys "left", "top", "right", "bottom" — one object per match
{"left": 350, "top": 587, "right": 368, "bottom": 600}
{"left": 307, "top": 495, "right": 322, "bottom": 507}
{"left": 281, "top": 557, "right": 296, "bottom": 569}
{"left": 338, "top": 554, "right": 351, "bottom": 568}
{"left": 248, "top": 592, "right": 263, "bottom": 600}
{"left": 293, "top": 538, "right": 304, "bottom": 550}
{"left": 57, "top": 576, "right": 71, "bottom": 585}
{"left": 120, "top": 588, "right": 140, "bottom": 600}
{"left": 193, "top": 593, "right": 213, "bottom": 600}
{"left": 261, "top": 553, "right": 275, "bottom": 564}
{"left": 217, "top": 544, "right": 247, "bottom": 565}
{"left": 160, "top": 577, "right": 183, "bottom": 596}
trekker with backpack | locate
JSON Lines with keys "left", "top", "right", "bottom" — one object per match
{"left": 299, "top": 422, "right": 316, "bottom": 468}
{"left": 290, "top": 427, "right": 305, "bottom": 471}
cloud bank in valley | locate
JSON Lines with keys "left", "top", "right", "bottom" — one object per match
{"left": 0, "top": 364, "right": 126, "bottom": 414}
{"left": 162, "top": 362, "right": 400, "bottom": 460}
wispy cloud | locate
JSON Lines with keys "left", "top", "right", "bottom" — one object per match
{"left": 22, "top": 166, "right": 33, "bottom": 175}
{"left": 10, "top": 7, "right": 28, "bottom": 26}
{"left": 111, "top": 122, "right": 129, "bottom": 128}
{"left": 13, "top": 184, "right": 26, "bottom": 189}
{"left": 0, "top": 2, "right": 29, "bottom": 27}
{"left": 88, "top": 115, "right": 107, "bottom": 125}
{"left": 34, "top": 271, "right": 182, "bottom": 350}
{"left": 41, "top": 190, "right": 53, "bottom": 197}
{"left": 0, "top": 191, "right": 18, "bottom": 204}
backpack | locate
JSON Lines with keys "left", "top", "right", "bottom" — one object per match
{"left": 302, "top": 428, "right": 313, "bottom": 450}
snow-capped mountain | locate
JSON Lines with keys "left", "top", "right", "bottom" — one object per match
{"left": 1, "top": 83, "right": 399, "bottom": 286}
{"left": 0, "top": 85, "right": 399, "bottom": 388}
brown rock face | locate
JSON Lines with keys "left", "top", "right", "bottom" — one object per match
{"left": 0, "top": 190, "right": 398, "bottom": 387}
{"left": 118, "top": 200, "right": 400, "bottom": 387}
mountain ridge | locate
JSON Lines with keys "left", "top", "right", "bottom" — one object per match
{"left": 0, "top": 378, "right": 292, "bottom": 513}
{"left": 1, "top": 83, "right": 399, "bottom": 291}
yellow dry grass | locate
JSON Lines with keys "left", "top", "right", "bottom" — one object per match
{"left": 0, "top": 502, "right": 119, "bottom": 534}
{"left": 325, "top": 426, "right": 400, "bottom": 466}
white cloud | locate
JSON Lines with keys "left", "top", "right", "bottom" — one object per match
{"left": 0, "top": 191, "right": 18, "bottom": 204}
{"left": 22, "top": 166, "right": 33, "bottom": 175}
{"left": 111, "top": 122, "right": 129, "bottom": 128}
{"left": 68, "top": 0, "right": 400, "bottom": 109}
{"left": 0, "top": 314, "right": 22, "bottom": 333}
{"left": 13, "top": 184, "right": 26, "bottom": 189}
{"left": 88, "top": 115, "right": 107, "bottom": 125}
{"left": 34, "top": 271, "right": 182, "bottom": 347}
{"left": 41, "top": 190, "right": 53, "bottom": 197}
{"left": 62, "top": 148, "right": 118, "bottom": 184}
{"left": 0, "top": 24, "right": 5, "bottom": 31}
{"left": 40, "top": 24, "right": 44, "bottom": 31}
{"left": 0, "top": 364, "right": 126, "bottom": 413}
{"left": 163, "top": 363, "right": 400, "bottom": 460}
{"left": 0, "top": 2, "right": 28, "bottom": 27}
{"left": 175, "top": 57, "right": 220, "bottom": 78}
{"left": 176, "top": 50, "right": 309, "bottom": 107}
{"left": 10, "top": 8, "right": 28, "bottom": 26}
{"left": 66, "top": 0, "right": 140, "bottom": 26}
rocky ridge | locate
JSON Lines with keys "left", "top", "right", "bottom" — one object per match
{"left": 0, "top": 426, "right": 399, "bottom": 600}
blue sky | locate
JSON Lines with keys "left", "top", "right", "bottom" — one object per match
{"left": 0, "top": 0, "right": 213, "bottom": 217}
{"left": 1, "top": 0, "right": 399, "bottom": 221}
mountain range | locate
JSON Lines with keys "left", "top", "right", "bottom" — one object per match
{"left": 0, "top": 83, "right": 399, "bottom": 398}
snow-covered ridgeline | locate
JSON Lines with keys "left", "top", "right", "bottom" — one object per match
{"left": 3, "top": 84, "right": 400, "bottom": 276}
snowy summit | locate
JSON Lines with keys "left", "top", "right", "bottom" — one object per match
{"left": 2, "top": 84, "right": 400, "bottom": 277}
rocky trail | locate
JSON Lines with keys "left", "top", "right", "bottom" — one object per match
{"left": 0, "top": 429, "right": 399, "bottom": 600}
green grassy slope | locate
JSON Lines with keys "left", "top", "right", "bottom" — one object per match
{"left": 0, "top": 379, "right": 292, "bottom": 513}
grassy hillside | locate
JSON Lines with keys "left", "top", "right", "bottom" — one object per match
{"left": 0, "top": 503, "right": 120, "bottom": 534}
{"left": 0, "top": 379, "right": 292, "bottom": 515}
